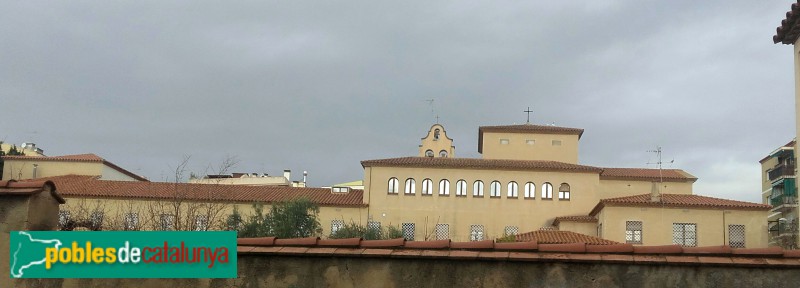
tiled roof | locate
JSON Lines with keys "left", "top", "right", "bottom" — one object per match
{"left": 599, "top": 168, "right": 697, "bottom": 182}
{"left": 589, "top": 194, "right": 772, "bottom": 216}
{"left": 0, "top": 179, "right": 65, "bottom": 204}
{"left": 238, "top": 237, "right": 800, "bottom": 267}
{"left": 513, "top": 230, "right": 619, "bottom": 245}
{"left": 552, "top": 215, "right": 597, "bottom": 226}
{"left": 39, "top": 175, "right": 366, "bottom": 207}
{"left": 775, "top": 1, "right": 800, "bottom": 44}
{"left": 361, "top": 157, "right": 602, "bottom": 173}
{"left": 478, "top": 124, "right": 584, "bottom": 153}
{"left": 2, "top": 153, "right": 148, "bottom": 181}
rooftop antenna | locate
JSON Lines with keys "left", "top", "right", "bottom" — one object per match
{"left": 646, "top": 146, "right": 675, "bottom": 185}
{"left": 523, "top": 107, "right": 533, "bottom": 124}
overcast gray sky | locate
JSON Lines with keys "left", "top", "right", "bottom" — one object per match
{"left": 0, "top": 1, "right": 795, "bottom": 203}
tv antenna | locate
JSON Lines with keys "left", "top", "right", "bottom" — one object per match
{"left": 646, "top": 146, "right": 674, "bottom": 184}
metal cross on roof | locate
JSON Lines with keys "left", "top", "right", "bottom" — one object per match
{"left": 524, "top": 107, "right": 533, "bottom": 124}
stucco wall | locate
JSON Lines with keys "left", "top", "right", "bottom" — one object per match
{"left": 597, "top": 206, "right": 768, "bottom": 248}
{"left": 3, "top": 160, "right": 101, "bottom": 180}
{"left": 597, "top": 179, "right": 693, "bottom": 198}
{"left": 481, "top": 132, "right": 579, "bottom": 163}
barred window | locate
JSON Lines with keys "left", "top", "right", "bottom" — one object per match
{"left": 195, "top": 215, "right": 209, "bottom": 231}
{"left": 404, "top": 178, "right": 416, "bottom": 194}
{"left": 331, "top": 219, "right": 345, "bottom": 234}
{"left": 435, "top": 224, "right": 449, "bottom": 240}
{"left": 625, "top": 221, "right": 643, "bottom": 244}
{"left": 542, "top": 182, "right": 553, "bottom": 199}
{"left": 402, "top": 223, "right": 415, "bottom": 241}
{"left": 422, "top": 178, "right": 433, "bottom": 195}
{"left": 728, "top": 224, "right": 745, "bottom": 248}
{"left": 507, "top": 182, "right": 519, "bottom": 198}
{"left": 58, "top": 211, "right": 70, "bottom": 229}
{"left": 524, "top": 182, "right": 536, "bottom": 198}
{"left": 90, "top": 211, "right": 104, "bottom": 228}
{"left": 455, "top": 180, "right": 467, "bottom": 196}
{"left": 124, "top": 213, "right": 139, "bottom": 231}
{"left": 504, "top": 226, "right": 519, "bottom": 236}
{"left": 490, "top": 181, "right": 501, "bottom": 197}
{"left": 160, "top": 214, "right": 175, "bottom": 231}
{"left": 439, "top": 179, "right": 450, "bottom": 195}
{"left": 470, "top": 225, "right": 485, "bottom": 241}
{"left": 559, "top": 183, "right": 570, "bottom": 200}
{"left": 388, "top": 177, "right": 399, "bottom": 194}
{"left": 473, "top": 181, "right": 484, "bottom": 197}
{"left": 673, "top": 223, "right": 697, "bottom": 247}
{"left": 368, "top": 221, "right": 381, "bottom": 231}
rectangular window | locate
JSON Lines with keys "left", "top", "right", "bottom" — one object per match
{"left": 469, "top": 225, "right": 485, "bottom": 241}
{"left": 160, "top": 214, "right": 175, "bottom": 231}
{"left": 625, "top": 221, "right": 643, "bottom": 244}
{"left": 552, "top": 140, "right": 562, "bottom": 146}
{"left": 673, "top": 223, "right": 697, "bottom": 247}
{"left": 402, "top": 222, "right": 415, "bottom": 241}
{"left": 504, "top": 226, "right": 519, "bottom": 236}
{"left": 124, "top": 213, "right": 139, "bottom": 231}
{"left": 500, "top": 139, "right": 509, "bottom": 145}
{"left": 195, "top": 215, "right": 209, "bottom": 231}
{"left": 331, "top": 219, "right": 345, "bottom": 235}
{"left": 526, "top": 139, "right": 535, "bottom": 145}
{"left": 597, "top": 223, "right": 603, "bottom": 238}
{"left": 728, "top": 224, "right": 745, "bottom": 248}
{"left": 435, "top": 224, "right": 449, "bottom": 240}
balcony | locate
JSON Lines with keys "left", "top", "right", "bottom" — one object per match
{"left": 768, "top": 163, "right": 795, "bottom": 182}
{"left": 769, "top": 219, "right": 799, "bottom": 249}
{"left": 770, "top": 195, "right": 799, "bottom": 213}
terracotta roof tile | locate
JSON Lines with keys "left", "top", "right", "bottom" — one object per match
{"left": 590, "top": 194, "right": 771, "bottom": 216}
{"left": 361, "top": 157, "right": 602, "bottom": 173}
{"left": 775, "top": 1, "right": 800, "bottom": 44}
{"left": 600, "top": 168, "right": 697, "bottom": 182}
{"left": 512, "top": 230, "right": 619, "bottom": 245}
{"left": 41, "top": 175, "right": 366, "bottom": 207}
{"left": 2, "top": 153, "right": 148, "bottom": 181}
{"left": 0, "top": 179, "right": 65, "bottom": 204}
{"left": 552, "top": 215, "right": 597, "bottom": 227}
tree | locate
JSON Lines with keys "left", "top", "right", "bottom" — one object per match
{"left": 233, "top": 199, "right": 323, "bottom": 238}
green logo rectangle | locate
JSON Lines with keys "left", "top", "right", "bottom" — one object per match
{"left": 9, "top": 231, "right": 237, "bottom": 278}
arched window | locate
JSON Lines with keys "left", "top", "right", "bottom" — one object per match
{"left": 542, "top": 182, "right": 553, "bottom": 199}
{"left": 507, "top": 181, "right": 518, "bottom": 198}
{"left": 473, "top": 180, "right": 484, "bottom": 197}
{"left": 490, "top": 181, "right": 501, "bottom": 197}
{"left": 439, "top": 150, "right": 448, "bottom": 158}
{"left": 404, "top": 178, "right": 416, "bottom": 195}
{"left": 456, "top": 180, "right": 467, "bottom": 196}
{"left": 434, "top": 129, "right": 440, "bottom": 140}
{"left": 439, "top": 179, "right": 450, "bottom": 195}
{"left": 559, "top": 183, "right": 571, "bottom": 200}
{"left": 422, "top": 178, "right": 433, "bottom": 195}
{"left": 425, "top": 150, "right": 434, "bottom": 157}
{"left": 524, "top": 182, "right": 536, "bottom": 199}
{"left": 388, "top": 177, "right": 399, "bottom": 194}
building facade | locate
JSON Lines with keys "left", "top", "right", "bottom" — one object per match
{"left": 760, "top": 140, "right": 798, "bottom": 248}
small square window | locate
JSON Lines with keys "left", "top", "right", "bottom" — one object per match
{"left": 552, "top": 140, "right": 562, "bottom": 146}
{"left": 500, "top": 139, "right": 509, "bottom": 145}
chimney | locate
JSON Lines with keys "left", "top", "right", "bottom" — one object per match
{"left": 650, "top": 181, "right": 661, "bottom": 203}
{"left": 284, "top": 170, "right": 291, "bottom": 183}
{"left": 303, "top": 171, "right": 308, "bottom": 184}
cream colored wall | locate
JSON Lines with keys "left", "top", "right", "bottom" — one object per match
{"left": 557, "top": 221, "right": 597, "bottom": 237}
{"left": 364, "top": 166, "right": 601, "bottom": 241}
{"left": 418, "top": 124, "right": 455, "bottom": 158}
{"left": 60, "top": 196, "right": 367, "bottom": 236}
{"left": 480, "top": 132, "right": 579, "bottom": 163}
{"left": 597, "top": 179, "right": 693, "bottom": 199}
{"left": 3, "top": 160, "right": 101, "bottom": 180}
{"left": 99, "top": 165, "right": 140, "bottom": 181}
{"left": 794, "top": 39, "right": 800, "bottom": 187}
{"left": 189, "top": 177, "right": 290, "bottom": 186}
{"left": 597, "top": 206, "right": 768, "bottom": 248}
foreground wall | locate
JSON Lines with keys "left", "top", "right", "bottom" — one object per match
{"left": 14, "top": 253, "right": 800, "bottom": 288}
